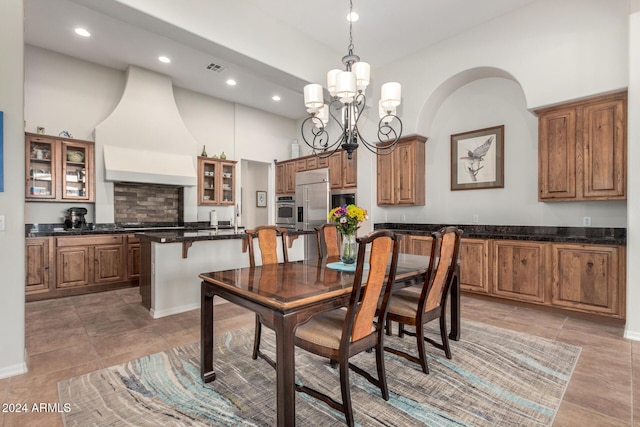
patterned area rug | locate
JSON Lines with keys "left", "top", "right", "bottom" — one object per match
{"left": 58, "top": 319, "right": 580, "bottom": 426}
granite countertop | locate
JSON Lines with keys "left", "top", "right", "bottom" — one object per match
{"left": 25, "top": 222, "right": 242, "bottom": 238}
{"left": 374, "top": 223, "right": 626, "bottom": 245}
{"left": 135, "top": 228, "right": 312, "bottom": 244}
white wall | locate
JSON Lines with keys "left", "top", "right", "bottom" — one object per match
{"left": 24, "top": 47, "right": 297, "bottom": 226}
{"left": 0, "top": 0, "right": 26, "bottom": 378}
{"left": 240, "top": 159, "right": 270, "bottom": 228}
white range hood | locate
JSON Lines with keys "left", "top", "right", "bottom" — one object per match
{"left": 103, "top": 145, "right": 196, "bottom": 186}
{"left": 97, "top": 65, "right": 197, "bottom": 186}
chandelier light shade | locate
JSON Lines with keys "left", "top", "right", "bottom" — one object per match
{"left": 300, "top": 0, "right": 403, "bottom": 159}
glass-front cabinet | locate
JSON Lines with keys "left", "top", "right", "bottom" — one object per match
{"left": 26, "top": 133, "right": 95, "bottom": 202}
{"left": 197, "top": 156, "right": 236, "bottom": 206}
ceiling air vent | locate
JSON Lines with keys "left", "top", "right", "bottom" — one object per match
{"left": 205, "top": 62, "right": 227, "bottom": 73}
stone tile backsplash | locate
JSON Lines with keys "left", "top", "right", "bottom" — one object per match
{"left": 114, "top": 183, "right": 183, "bottom": 224}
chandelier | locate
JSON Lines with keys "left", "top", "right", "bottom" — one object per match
{"left": 300, "top": 0, "right": 403, "bottom": 160}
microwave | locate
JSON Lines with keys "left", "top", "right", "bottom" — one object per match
{"left": 330, "top": 190, "right": 356, "bottom": 209}
{"left": 275, "top": 196, "right": 295, "bottom": 228}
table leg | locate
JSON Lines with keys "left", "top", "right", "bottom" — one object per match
{"left": 448, "top": 270, "right": 460, "bottom": 341}
{"left": 273, "top": 312, "right": 297, "bottom": 427}
{"left": 200, "top": 282, "right": 216, "bottom": 382}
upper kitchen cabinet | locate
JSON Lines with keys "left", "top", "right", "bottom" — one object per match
{"left": 198, "top": 156, "right": 236, "bottom": 206}
{"left": 376, "top": 135, "right": 426, "bottom": 206}
{"left": 25, "top": 133, "right": 95, "bottom": 202}
{"left": 536, "top": 91, "right": 627, "bottom": 201}
{"left": 275, "top": 149, "right": 357, "bottom": 195}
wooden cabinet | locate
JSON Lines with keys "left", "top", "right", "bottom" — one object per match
{"left": 458, "top": 236, "right": 625, "bottom": 321}
{"left": 26, "top": 234, "right": 138, "bottom": 301}
{"left": 56, "top": 235, "right": 125, "bottom": 289}
{"left": 550, "top": 243, "right": 625, "bottom": 318}
{"left": 400, "top": 234, "right": 433, "bottom": 255}
{"left": 275, "top": 150, "right": 357, "bottom": 195}
{"left": 126, "top": 235, "right": 141, "bottom": 280}
{"left": 377, "top": 135, "right": 426, "bottom": 206}
{"left": 197, "top": 157, "right": 236, "bottom": 206}
{"left": 491, "top": 240, "right": 547, "bottom": 303}
{"left": 25, "top": 238, "right": 53, "bottom": 296}
{"left": 25, "top": 133, "right": 95, "bottom": 202}
{"left": 537, "top": 91, "right": 626, "bottom": 201}
{"left": 459, "top": 238, "right": 490, "bottom": 295}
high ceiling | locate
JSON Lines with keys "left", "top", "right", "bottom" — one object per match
{"left": 24, "top": 0, "right": 540, "bottom": 120}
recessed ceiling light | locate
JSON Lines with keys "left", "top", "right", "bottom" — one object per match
{"left": 158, "top": 56, "right": 171, "bottom": 64}
{"left": 272, "top": 95, "right": 281, "bottom": 101}
{"left": 74, "top": 28, "right": 91, "bottom": 37}
{"left": 347, "top": 12, "right": 359, "bottom": 22}
{"left": 226, "top": 79, "right": 237, "bottom": 86}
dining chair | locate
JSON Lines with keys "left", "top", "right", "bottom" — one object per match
{"left": 384, "top": 226, "right": 463, "bottom": 374}
{"left": 244, "top": 225, "right": 289, "bottom": 361}
{"left": 293, "top": 230, "right": 400, "bottom": 427}
{"left": 315, "top": 223, "right": 340, "bottom": 258}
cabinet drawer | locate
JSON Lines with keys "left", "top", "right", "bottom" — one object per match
{"left": 56, "top": 235, "right": 124, "bottom": 247}
{"left": 127, "top": 234, "right": 140, "bottom": 244}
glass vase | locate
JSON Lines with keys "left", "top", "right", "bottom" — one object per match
{"left": 340, "top": 233, "right": 357, "bottom": 265}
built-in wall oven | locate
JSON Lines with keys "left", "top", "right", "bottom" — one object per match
{"left": 276, "top": 196, "right": 296, "bottom": 228}
{"left": 330, "top": 190, "right": 356, "bottom": 209}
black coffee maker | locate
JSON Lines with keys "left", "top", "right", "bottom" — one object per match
{"left": 64, "top": 207, "right": 88, "bottom": 230}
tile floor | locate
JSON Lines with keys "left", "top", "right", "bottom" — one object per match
{"left": 1, "top": 287, "right": 637, "bottom": 426}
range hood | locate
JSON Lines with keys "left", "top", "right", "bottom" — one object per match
{"left": 96, "top": 65, "right": 197, "bottom": 186}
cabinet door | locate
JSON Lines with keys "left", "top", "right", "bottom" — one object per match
{"left": 275, "top": 163, "right": 286, "bottom": 194}
{"left": 26, "top": 135, "right": 58, "bottom": 200}
{"left": 342, "top": 150, "right": 357, "bottom": 188}
{"left": 306, "top": 157, "right": 318, "bottom": 170}
{"left": 57, "top": 246, "right": 91, "bottom": 288}
{"left": 538, "top": 108, "right": 577, "bottom": 200}
{"left": 582, "top": 97, "right": 626, "bottom": 199}
{"left": 317, "top": 156, "right": 329, "bottom": 169}
{"left": 61, "top": 141, "right": 93, "bottom": 201}
{"left": 492, "top": 240, "right": 546, "bottom": 303}
{"left": 376, "top": 146, "right": 395, "bottom": 205}
{"left": 408, "top": 235, "right": 433, "bottom": 256}
{"left": 126, "top": 235, "right": 140, "bottom": 280}
{"left": 220, "top": 161, "right": 235, "bottom": 205}
{"left": 551, "top": 243, "right": 622, "bottom": 317}
{"left": 94, "top": 244, "right": 125, "bottom": 284}
{"left": 25, "top": 238, "right": 53, "bottom": 294}
{"left": 198, "top": 158, "right": 218, "bottom": 205}
{"left": 328, "top": 154, "right": 343, "bottom": 189}
{"left": 459, "top": 238, "right": 490, "bottom": 294}
{"left": 295, "top": 159, "right": 307, "bottom": 172}
{"left": 284, "top": 161, "right": 296, "bottom": 194}
{"left": 395, "top": 140, "right": 425, "bottom": 205}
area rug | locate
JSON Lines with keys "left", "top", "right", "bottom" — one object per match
{"left": 58, "top": 319, "right": 580, "bottom": 426}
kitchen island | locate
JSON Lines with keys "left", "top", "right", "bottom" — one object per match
{"left": 136, "top": 229, "right": 311, "bottom": 318}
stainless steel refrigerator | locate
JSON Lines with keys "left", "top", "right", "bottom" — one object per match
{"left": 295, "top": 168, "right": 330, "bottom": 259}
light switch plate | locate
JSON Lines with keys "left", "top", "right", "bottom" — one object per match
{"left": 0, "top": 215, "right": 5, "bottom": 231}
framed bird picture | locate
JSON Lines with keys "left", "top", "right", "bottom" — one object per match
{"left": 450, "top": 125, "right": 504, "bottom": 191}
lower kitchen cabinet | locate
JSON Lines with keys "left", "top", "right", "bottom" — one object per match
{"left": 491, "top": 240, "right": 547, "bottom": 303}
{"left": 26, "top": 234, "right": 139, "bottom": 302}
{"left": 400, "top": 232, "right": 627, "bottom": 321}
{"left": 550, "top": 243, "right": 625, "bottom": 318}
{"left": 459, "top": 238, "right": 490, "bottom": 295}
{"left": 25, "top": 237, "right": 54, "bottom": 296}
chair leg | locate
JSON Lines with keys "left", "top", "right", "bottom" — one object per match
{"left": 375, "top": 344, "right": 389, "bottom": 401}
{"left": 398, "top": 322, "right": 405, "bottom": 338}
{"left": 415, "top": 323, "right": 430, "bottom": 374}
{"left": 385, "top": 318, "right": 392, "bottom": 336}
{"left": 439, "top": 313, "right": 452, "bottom": 359}
{"left": 339, "top": 358, "right": 355, "bottom": 427}
{"left": 252, "top": 314, "right": 262, "bottom": 360}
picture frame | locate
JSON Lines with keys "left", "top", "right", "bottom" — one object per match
{"left": 451, "top": 125, "right": 504, "bottom": 191}
{"left": 256, "top": 190, "right": 267, "bottom": 207}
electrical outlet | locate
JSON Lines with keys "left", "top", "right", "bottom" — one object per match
{"left": 583, "top": 216, "right": 591, "bottom": 227}
{"left": 0, "top": 215, "right": 5, "bottom": 231}
{"left": 472, "top": 214, "right": 479, "bottom": 224}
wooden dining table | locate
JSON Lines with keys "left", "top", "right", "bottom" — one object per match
{"left": 199, "top": 253, "right": 460, "bottom": 427}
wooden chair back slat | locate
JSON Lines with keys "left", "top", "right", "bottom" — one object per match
{"left": 316, "top": 223, "right": 340, "bottom": 258}
{"left": 423, "top": 227, "right": 462, "bottom": 313}
{"left": 245, "top": 225, "right": 289, "bottom": 267}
